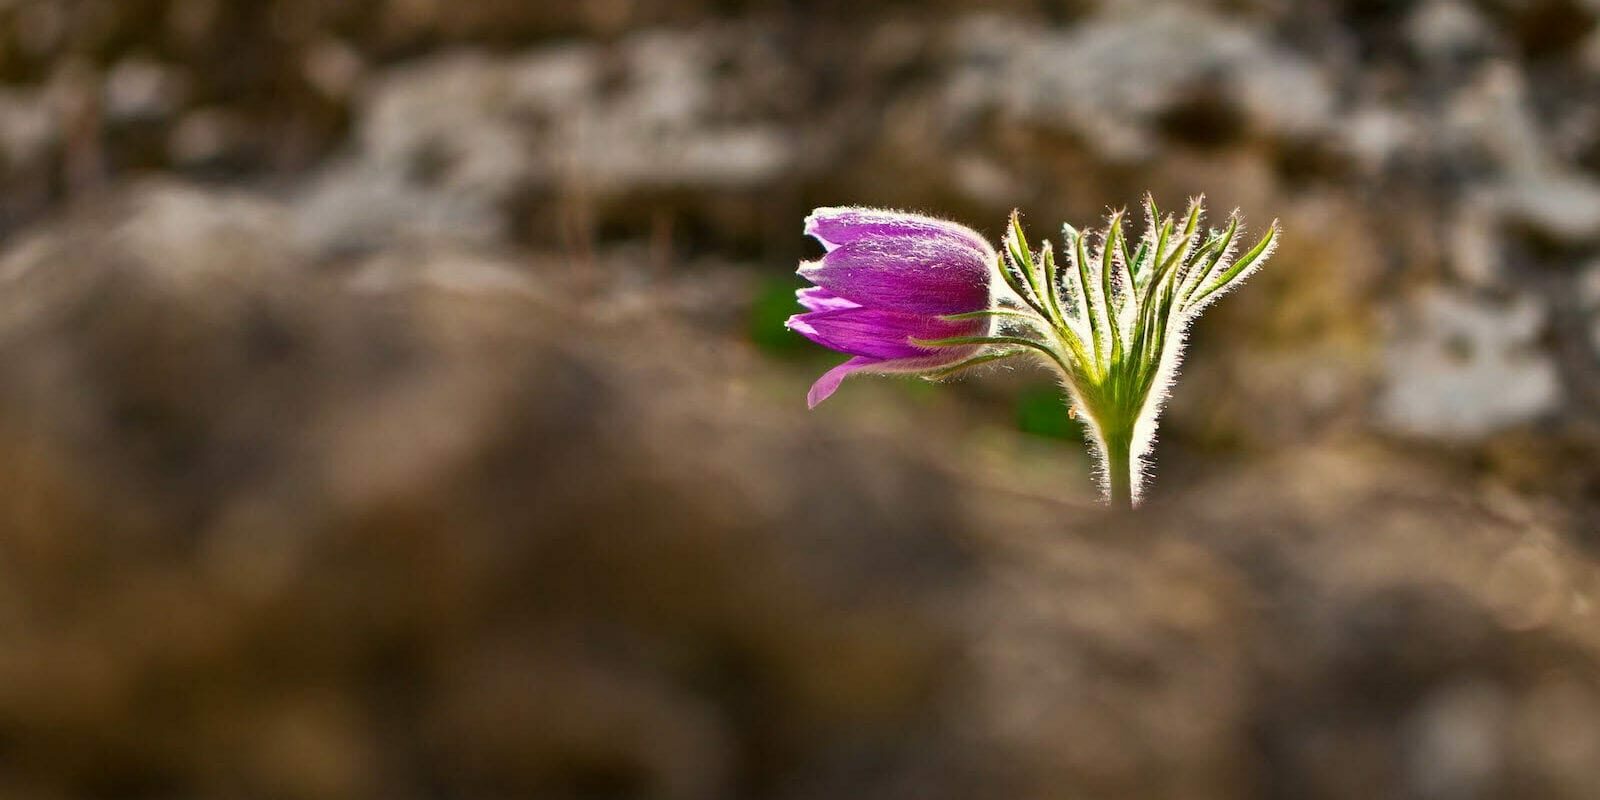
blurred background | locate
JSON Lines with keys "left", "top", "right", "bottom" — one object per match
{"left": 0, "top": 0, "right": 1598, "bottom": 798}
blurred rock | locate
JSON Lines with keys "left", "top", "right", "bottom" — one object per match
{"left": 302, "top": 38, "right": 366, "bottom": 102}
{"left": 167, "top": 106, "right": 258, "bottom": 170}
{"left": 971, "top": 443, "right": 1600, "bottom": 800}
{"left": 1583, "top": 260, "right": 1600, "bottom": 352}
{"left": 293, "top": 158, "right": 509, "bottom": 256}
{"left": 1496, "top": 174, "right": 1600, "bottom": 247}
{"left": 0, "top": 182, "right": 1595, "bottom": 800}
{"left": 295, "top": 28, "right": 797, "bottom": 257}
{"left": 1378, "top": 288, "right": 1562, "bottom": 439}
{"left": 948, "top": 8, "right": 1333, "bottom": 162}
{"left": 103, "top": 57, "right": 186, "bottom": 124}
{"left": 0, "top": 88, "right": 55, "bottom": 166}
{"left": 0, "top": 182, "right": 987, "bottom": 800}
{"left": 1402, "top": 680, "right": 1507, "bottom": 799}
{"left": 1408, "top": 0, "right": 1495, "bottom": 63}
{"left": 1341, "top": 105, "right": 1423, "bottom": 176}
{"left": 1476, "top": 0, "right": 1599, "bottom": 56}
{"left": 1444, "top": 63, "right": 1548, "bottom": 179}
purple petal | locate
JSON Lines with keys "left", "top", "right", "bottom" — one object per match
{"left": 807, "top": 356, "right": 879, "bottom": 408}
{"left": 786, "top": 306, "right": 984, "bottom": 360}
{"left": 796, "top": 287, "right": 859, "bottom": 312}
{"left": 806, "top": 207, "right": 992, "bottom": 255}
{"left": 799, "top": 236, "right": 991, "bottom": 316}
{"left": 805, "top": 346, "right": 990, "bottom": 408}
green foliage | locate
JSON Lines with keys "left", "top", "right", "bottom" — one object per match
{"left": 918, "top": 197, "right": 1279, "bottom": 507}
{"left": 1015, "top": 385, "right": 1084, "bottom": 440}
{"left": 750, "top": 277, "right": 812, "bottom": 355}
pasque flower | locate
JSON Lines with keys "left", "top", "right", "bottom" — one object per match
{"left": 786, "top": 208, "right": 996, "bottom": 408}
{"left": 786, "top": 198, "right": 1278, "bottom": 509}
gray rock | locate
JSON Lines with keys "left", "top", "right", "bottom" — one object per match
{"left": 1401, "top": 681, "right": 1508, "bottom": 800}
{"left": 0, "top": 87, "right": 57, "bottom": 170}
{"left": 293, "top": 50, "right": 552, "bottom": 254}
{"left": 1443, "top": 63, "right": 1553, "bottom": 179}
{"left": 1378, "top": 288, "right": 1562, "bottom": 439}
{"left": 1582, "top": 261, "right": 1600, "bottom": 353}
{"left": 948, "top": 8, "right": 1334, "bottom": 161}
{"left": 298, "top": 30, "right": 796, "bottom": 254}
{"left": 0, "top": 180, "right": 984, "bottom": 800}
{"left": 1585, "top": 25, "right": 1600, "bottom": 73}
{"left": 111, "top": 181, "right": 300, "bottom": 278}
{"left": 343, "top": 246, "right": 545, "bottom": 300}
{"left": 1449, "top": 193, "right": 1505, "bottom": 286}
{"left": 103, "top": 57, "right": 187, "bottom": 123}
{"left": 292, "top": 161, "right": 509, "bottom": 256}
{"left": 1495, "top": 174, "right": 1600, "bottom": 245}
{"left": 1341, "top": 106, "right": 1422, "bottom": 176}
{"left": 167, "top": 106, "right": 255, "bottom": 168}
{"left": 1407, "top": 0, "right": 1495, "bottom": 62}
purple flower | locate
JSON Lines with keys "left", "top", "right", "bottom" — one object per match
{"left": 786, "top": 207, "right": 995, "bottom": 407}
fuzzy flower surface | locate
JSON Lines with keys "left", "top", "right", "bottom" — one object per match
{"left": 784, "top": 198, "right": 1278, "bottom": 509}
{"left": 786, "top": 208, "right": 995, "bottom": 407}
{"left": 976, "top": 198, "right": 1280, "bottom": 507}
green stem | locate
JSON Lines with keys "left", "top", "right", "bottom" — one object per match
{"left": 1100, "top": 427, "right": 1134, "bottom": 510}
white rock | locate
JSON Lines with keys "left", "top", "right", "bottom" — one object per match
{"left": 507, "top": 45, "right": 597, "bottom": 109}
{"left": 1449, "top": 193, "right": 1503, "bottom": 286}
{"left": 292, "top": 162, "right": 508, "bottom": 257}
{"left": 104, "top": 57, "right": 185, "bottom": 122}
{"left": 1342, "top": 106, "right": 1420, "bottom": 174}
{"left": 1407, "top": 0, "right": 1493, "bottom": 62}
{"left": 112, "top": 181, "right": 299, "bottom": 283}
{"left": 304, "top": 29, "right": 796, "bottom": 253}
{"left": 346, "top": 248, "right": 542, "bottom": 299}
{"left": 1378, "top": 288, "right": 1562, "bottom": 439}
{"left": 1402, "top": 681, "right": 1508, "bottom": 800}
{"left": 1445, "top": 64, "right": 1547, "bottom": 178}
{"left": 947, "top": 8, "right": 1334, "bottom": 161}
{"left": 360, "top": 51, "right": 532, "bottom": 198}
{"left": 1496, "top": 175, "right": 1600, "bottom": 244}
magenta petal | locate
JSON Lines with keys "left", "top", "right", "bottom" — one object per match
{"left": 796, "top": 287, "right": 859, "bottom": 312}
{"left": 787, "top": 307, "right": 981, "bottom": 360}
{"left": 807, "top": 356, "right": 879, "bottom": 408}
{"left": 805, "top": 207, "right": 991, "bottom": 255}
{"left": 799, "top": 238, "right": 991, "bottom": 316}
{"left": 791, "top": 206, "right": 998, "bottom": 408}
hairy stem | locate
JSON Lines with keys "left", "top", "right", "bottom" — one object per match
{"left": 1098, "top": 425, "right": 1134, "bottom": 510}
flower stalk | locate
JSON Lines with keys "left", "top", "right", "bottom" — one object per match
{"left": 789, "top": 198, "right": 1278, "bottom": 509}
{"left": 917, "top": 196, "right": 1278, "bottom": 508}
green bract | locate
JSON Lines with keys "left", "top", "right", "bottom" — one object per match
{"left": 918, "top": 196, "right": 1279, "bottom": 508}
